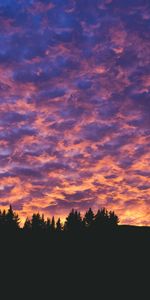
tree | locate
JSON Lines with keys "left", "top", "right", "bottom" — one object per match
{"left": 41, "top": 214, "right": 46, "bottom": 230}
{"left": 56, "top": 218, "right": 62, "bottom": 233}
{"left": 0, "top": 209, "right": 6, "bottom": 229}
{"left": 51, "top": 216, "right": 55, "bottom": 233}
{"left": 84, "top": 208, "right": 94, "bottom": 229}
{"left": 46, "top": 218, "right": 51, "bottom": 233}
{"left": 31, "top": 213, "right": 46, "bottom": 233}
{"left": 64, "top": 209, "right": 83, "bottom": 233}
{"left": 5, "top": 205, "right": 20, "bottom": 231}
{"left": 94, "top": 208, "right": 119, "bottom": 230}
{"left": 109, "top": 211, "right": 119, "bottom": 227}
{"left": 23, "top": 217, "right": 32, "bottom": 232}
{"left": 94, "top": 208, "right": 109, "bottom": 228}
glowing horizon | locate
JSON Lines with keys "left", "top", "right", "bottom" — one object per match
{"left": 0, "top": 0, "right": 150, "bottom": 226}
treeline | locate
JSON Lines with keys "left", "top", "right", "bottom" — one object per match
{"left": 0, "top": 205, "right": 119, "bottom": 234}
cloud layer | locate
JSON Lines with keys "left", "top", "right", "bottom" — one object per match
{"left": 0, "top": 0, "right": 150, "bottom": 225}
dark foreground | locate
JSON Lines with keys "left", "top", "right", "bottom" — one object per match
{"left": 1, "top": 225, "right": 150, "bottom": 297}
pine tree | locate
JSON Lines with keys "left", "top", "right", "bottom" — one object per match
{"left": 23, "top": 217, "right": 32, "bottom": 232}
{"left": 84, "top": 208, "right": 94, "bottom": 229}
{"left": 51, "top": 216, "right": 55, "bottom": 232}
{"left": 0, "top": 209, "right": 6, "bottom": 228}
{"left": 46, "top": 218, "right": 51, "bottom": 233}
{"left": 41, "top": 214, "right": 46, "bottom": 230}
{"left": 64, "top": 209, "right": 83, "bottom": 233}
{"left": 56, "top": 218, "right": 62, "bottom": 233}
{"left": 94, "top": 208, "right": 109, "bottom": 228}
{"left": 31, "top": 213, "right": 45, "bottom": 232}
{"left": 6, "top": 205, "right": 20, "bottom": 231}
{"left": 109, "top": 211, "right": 119, "bottom": 227}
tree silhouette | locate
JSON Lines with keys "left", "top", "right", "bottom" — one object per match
{"left": 24, "top": 217, "right": 32, "bottom": 232}
{"left": 0, "top": 206, "right": 120, "bottom": 238}
{"left": 109, "top": 211, "right": 119, "bottom": 227}
{"left": 65, "top": 209, "right": 83, "bottom": 233}
{"left": 51, "top": 216, "right": 55, "bottom": 233}
{"left": 31, "top": 213, "right": 46, "bottom": 233}
{"left": 94, "top": 208, "right": 119, "bottom": 230}
{"left": 84, "top": 208, "right": 94, "bottom": 229}
{"left": 94, "top": 208, "right": 110, "bottom": 229}
{"left": 5, "top": 205, "right": 20, "bottom": 231}
{"left": 56, "top": 218, "right": 62, "bottom": 233}
{"left": 41, "top": 214, "right": 46, "bottom": 230}
{"left": 0, "top": 209, "right": 6, "bottom": 229}
{"left": 46, "top": 217, "right": 51, "bottom": 233}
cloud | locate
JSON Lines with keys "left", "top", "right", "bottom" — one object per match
{"left": 81, "top": 122, "right": 117, "bottom": 141}
{"left": 0, "top": 0, "right": 150, "bottom": 225}
{"left": 63, "top": 189, "right": 92, "bottom": 201}
{"left": 12, "top": 167, "right": 42, "bottom": 178}
{"left": 0, "top": 111, "right": 28, "bottom": 124}
{"left": 135, "top": 170, "right": 150, "bottom": 178}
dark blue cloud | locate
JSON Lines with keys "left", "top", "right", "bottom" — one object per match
{"left": 51, "top": 120, "right": 76, "bottom": 131}
{"left": 42, "top": 162, "right": 70, "bottom": 172}
{"left": 82, "top": 123, "right": 117, "bottom": 141}
{"left": 76, "top": 78, "right": 92, "bottom": 90}
{"left": 63, "top": 189, "right": 92, "bottom": 201}
{"left": 1, "top": 112, "right": 28, "bottom": 124}
{"left": 0, "top": 127, "right": 37, "bottom": 145}
{"left": 12, "top": 167, "right": 42, "bottom": 178}
{"left": 135, "top": 170, "right": 150, "bottom": 178}
{"left": 105, "top": 175, "right": 118, "bottom": 179}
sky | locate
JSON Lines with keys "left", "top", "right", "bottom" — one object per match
{"left": 0, "top": 0, "right": 150, "bottom": 225}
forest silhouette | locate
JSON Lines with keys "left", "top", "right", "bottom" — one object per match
{"left": 0, "top": 205, "right": 150, "bottom": 244}
{"left": 0, "top": 205, "right": 149, "bottom": 295}
{"left": 0, "top": 205, "right": 121, "bottom": 234}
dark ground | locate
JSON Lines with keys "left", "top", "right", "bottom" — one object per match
{"left": 0, "top": 225, "right": 150, "bottom": 297}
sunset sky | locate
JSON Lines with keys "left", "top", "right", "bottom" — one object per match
{"left": 0, "top": 0, "right": 150, "bottom": 225}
